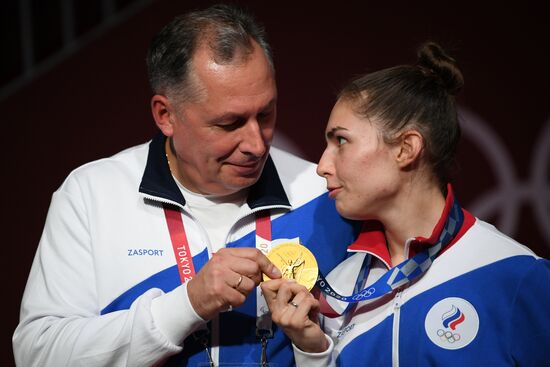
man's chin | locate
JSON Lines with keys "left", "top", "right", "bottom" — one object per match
{"left": 225, "top": 175, "right": 261, "bottom": 191}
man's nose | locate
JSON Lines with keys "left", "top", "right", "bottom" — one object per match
{"left": 240, "top": 120, "right": 268, "bottom": 157}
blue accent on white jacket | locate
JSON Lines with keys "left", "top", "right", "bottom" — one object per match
{"left": 294, "top": 210, "right": 550, "bottom": 366}
{"left": 13, "top": 133, "right": 360, "bottom": 366}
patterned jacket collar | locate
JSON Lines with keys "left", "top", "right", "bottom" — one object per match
{"left": 347, "top": 184, "right": 474, "bottom": 268}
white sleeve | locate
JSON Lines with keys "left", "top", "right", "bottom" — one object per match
{"left": 151, "top": 281, "right": 206, "bottom": 344}
{"left": 293, "top": 334, "right": 336, "bottom": 367}
{"left": 12, "top": 186, "right": 203, "bottom": 366}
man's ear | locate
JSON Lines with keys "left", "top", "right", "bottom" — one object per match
{"left": 395, "top": 130, "right": 424, "bottom": 168}
{"left": 151, "top": 94, "right": 176, "bottom": 137}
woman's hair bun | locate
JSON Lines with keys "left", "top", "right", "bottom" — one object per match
{"left": 417, "top": 41, "right": 464, "bottom": 95}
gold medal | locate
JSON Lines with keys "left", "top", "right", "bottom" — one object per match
{"left": 263, "top": 242, "right": 319, "bottom": 291}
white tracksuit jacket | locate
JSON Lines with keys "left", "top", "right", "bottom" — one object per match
{"left": 13, "top": 132, "right": 360, "bottom": 366}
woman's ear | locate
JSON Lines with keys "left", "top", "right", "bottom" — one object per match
{"left": 151, "top": 94, "right": 176, "bottom": 137}
{"left": 395, "top": 130, "right": 424, "bottom": 168}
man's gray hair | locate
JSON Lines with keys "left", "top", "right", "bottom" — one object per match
{"left": 146, "top": 4, "right": 273, "bottom": 102}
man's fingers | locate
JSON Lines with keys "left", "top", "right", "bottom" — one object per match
{"left": 215, "top": 247, "right": 281, "bottom": 280}
{"left": 255, "top": 252, "right": 282, "bottom": 279}
{"left": 232, "top": 247, "right": 282, "bottom": 279}
{"left": 187, "top": 246, "right": 286, "bottom": 320}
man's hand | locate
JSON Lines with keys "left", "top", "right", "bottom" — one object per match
{"left": 187, "top": 247, "right": 281, "bottom": 320}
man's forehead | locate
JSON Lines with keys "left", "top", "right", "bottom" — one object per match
{"left": 192, "top": 37, "right": 260, "bottom": 72}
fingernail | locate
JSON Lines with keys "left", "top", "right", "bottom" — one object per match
{"left": 271, "top": 266, "right": 281, "bottom": 277}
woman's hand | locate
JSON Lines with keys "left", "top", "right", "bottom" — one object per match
{"left": 261, "top": 279, "right": 329, "bottom": 353}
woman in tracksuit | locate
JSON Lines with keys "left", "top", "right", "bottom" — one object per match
{"left": 261, "top": 41, "right": 550, "bottom": 366}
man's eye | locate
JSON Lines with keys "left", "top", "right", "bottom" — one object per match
{"left": 258, "top": 110, "right": 274, "bottom": 122}
{"left": 337, "top": 137, "right": 348, "bottom": 146}
{"left": 218, "top": 119, "right": 245, "bottom": 131}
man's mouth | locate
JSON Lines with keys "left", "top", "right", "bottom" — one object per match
{"left": 229, "top": 160, "right": 263, "bottom": 175}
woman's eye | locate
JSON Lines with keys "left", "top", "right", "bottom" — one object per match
{"left": 337, "top": 136, "right": 348, "bottom": 146}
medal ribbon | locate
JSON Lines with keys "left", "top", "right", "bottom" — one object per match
{"left": 163, "top": 204, "right": 273, "bottom": 364}
{"left": 254, "top": 210, "right": 274, "bottom": 339}
{"left": 164, "top": 205, "right": 197, "bottom": 283}
{"left": 317, "top": 198, "right": 464, "bottom": 303}
{"left": 163, "top": 205, "right": 271, "bottom": 284}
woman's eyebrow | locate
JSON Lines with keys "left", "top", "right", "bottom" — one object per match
{"left": 326, "top": 126, "right": 348, "bottom": 139}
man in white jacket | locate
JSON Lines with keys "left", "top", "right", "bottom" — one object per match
{"left": 13, "top": 3, "right": 359, "bottom": 366}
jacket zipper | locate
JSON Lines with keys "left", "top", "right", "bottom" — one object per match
{"left": 392, "top": 291, "right": 403, "bottom": 367}
{"left": 146, "top": 194, "right": 291, "bottom": 365}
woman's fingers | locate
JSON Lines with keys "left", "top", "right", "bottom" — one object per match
{"left": 261, "top": 279, "right": 327, "bottom": 353}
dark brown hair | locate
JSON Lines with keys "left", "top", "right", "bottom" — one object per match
{"left": 339, "top": 42, "right": 464, "bottom": 189}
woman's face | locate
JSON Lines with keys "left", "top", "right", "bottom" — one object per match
{"left": 317, "top": 99, "right": 401, "bottom": 220}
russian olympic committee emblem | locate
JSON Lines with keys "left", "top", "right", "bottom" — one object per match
{"left": 424, "top": 297, "right": 479, "bottom": 350}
